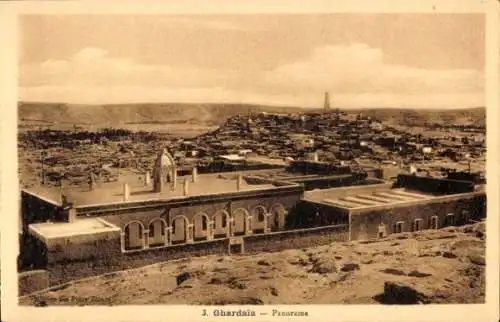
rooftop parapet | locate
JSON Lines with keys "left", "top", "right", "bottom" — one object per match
{"left": 394, "top": 174, "right": 475, "bottom": 195}
{"left": 23, "top": 170, "right": 301, "bottom": 209}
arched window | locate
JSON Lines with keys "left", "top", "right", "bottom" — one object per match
{"left": 125, "top": 225, "right": 130, "bottom": 246}
{"left": 149, "top": 219, "right": 166, "bottom": 238}
{"left": 193, "top": 214, "right": 209, "bottom": 241}
{"left": 212, "top": 211, "right": 230, "bottom": 239}
{"left": 123, "top": 221, "right": 144, "bottom": 251}
{"left": 270, "top": 204, "right": 285, "bottom": 230}
{"left": 250, "top": 206, "right": 267, "bottom": 234}
{"left": 148, "top": 219, "right": 166, "bottom": 247}
{"left": 171, "top": 216, "right": 188, "bottom": 244}
{"left": 252, "top": 206, "right": 266, "bottom": 222}
{"left": 273, "top": 214, "right": 279, "bottom": 228}
{"left": 232, "top": 208, "right": 249, "bottom": 236}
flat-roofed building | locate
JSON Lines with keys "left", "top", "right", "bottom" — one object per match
{"left": 19, "top": 149, "right": 307, "bottom": 282}
{"left": 18, "top": 151, "right": 486, "bottom": 290}
{"left": 301, "top": 174, "right": 485, "bottom": 240}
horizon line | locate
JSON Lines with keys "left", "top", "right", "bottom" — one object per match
{"left": 18, "top": 100, "right": 485, "bottom": 111}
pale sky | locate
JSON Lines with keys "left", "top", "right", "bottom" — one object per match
{"left": 19, "top": 14, "right": 485, "bottom": 108}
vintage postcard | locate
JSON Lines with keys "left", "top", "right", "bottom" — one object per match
{"left": 1, "top": 1, "right": 499, "bottom": 322}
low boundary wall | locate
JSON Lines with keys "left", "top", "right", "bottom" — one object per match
{"left": 243, "top": 224, "right": 349, "bottom": 253}
{"left": 20, "top": 223, "right": 350, "bottom": 291}
{"left": 46, "top": 239, "right": 228, "bottom": 286}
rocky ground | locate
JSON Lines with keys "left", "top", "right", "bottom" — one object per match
{"left": 20, "top": 221, "right": 486, "bottom": 306}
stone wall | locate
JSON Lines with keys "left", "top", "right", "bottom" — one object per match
{"left": 167, "top": 193, "right": 301, "bottom": 226}
{"left": 21, "top": 190, "right": 64, "bottom": 232}
{"left": 294, "top": 174, "right": 371, "bottom": 191}
{"left": 289, "top": 161, "right": 352, "bottom": 175}
{"left": 74, "top": 185, "right": 303, "bottom": 216}
{"left": 39, "top": 224, "right": 348, "bottom": 286}
{"left": 97, "top": 192, "right": 302, "bottom": 247}
{"left": 197, "top": 162, "right": 283, "bottom": 174}
{"left": 365, "top": 167, "right": 384, "bottom": 179}
{"left": 18, "top": 233, "right": 48, "bottom": 270}
{"left": 25, "top": 191, "right": 485, "bottom": 288}
{"left": 349, "top": 193, "right": 486, "bottom": 240}
{"left": 43, "top": 224, "right": 348, "bottom": 283}
{"left": 244, "top": 225, "right": 349, "bottom": 253}
{"left": 19, "top": 270, "right": 49, "bottom": 296}
{"left": 45, "top": 231, "right": 122, "bottom": 264}
{"left": 45, "top": 239, "right": 228, "bottom": 286}
{"left": 286, "top": 200, "right": 349, "bottom": 228}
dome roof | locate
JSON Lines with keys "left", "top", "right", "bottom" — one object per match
{"left": 155, "top": 148, "right": 176, "bottom": 168}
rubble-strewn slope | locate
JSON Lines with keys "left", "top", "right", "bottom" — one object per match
{"left": 20, "top": 222, "right": 486, "bottom": 306}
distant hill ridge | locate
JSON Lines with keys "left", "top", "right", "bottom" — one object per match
{"left": 18, "top": 102, "right": 485, "bottom": 128}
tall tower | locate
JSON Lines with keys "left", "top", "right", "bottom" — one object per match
{"left": 324, "top": 92, "right": 330, "bottom": 110}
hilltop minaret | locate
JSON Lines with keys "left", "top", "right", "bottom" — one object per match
{"left": 324, "top": 92, "right": 330, "bottom": 110}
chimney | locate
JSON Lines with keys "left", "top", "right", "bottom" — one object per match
{"left": 172, "top": 170, "right": 177, "bottom": 191}
{"left": 237, "top": 174, "right": 243, "bottom": 191}
{"left": 67, "top": 206, "right": 77, "bottom": 224}
{"left": 183, "top": 178, "right": 189, "bottom": 196}
{"left": 89, "top": 173, "right": 95, "bottom": 191}
{"left": 192, "top": 167, "right": 198, "bottom": 183}
{"left": 123, "top": 183, "right": 130, "bottom": 201}
{"left": 145, "top": 171, "right": 151, "bottom": 186}
{"left": 97, "top": 172, "right": 102, "bottom": 188}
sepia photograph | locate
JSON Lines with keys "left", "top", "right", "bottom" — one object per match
{"left": 1, "top": 1, "right": 499, "bottom": 322}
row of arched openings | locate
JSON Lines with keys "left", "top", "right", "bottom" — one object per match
{"left": 122, "top": 204, "right": 286, "bottom": 251}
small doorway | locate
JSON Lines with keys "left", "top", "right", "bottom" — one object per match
{"left": 462, "top": 210, "right": 471, "bottom": 225}
{"left": 430, "top": 216, "right": 439, "bottom": 229}
{"left": 377, "top": 223, "right": 387, "bottom": 238}
{"left": 445, "top": 213, "right": 456, "bottom": 227}
{"left": 413, "top": 219, "right": 423, "bottom": 232}
{"left": 394, "top": 221, "right": 404, "bottom": 234}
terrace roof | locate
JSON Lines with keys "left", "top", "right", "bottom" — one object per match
{"left": 26, "top": 171, "right": 286, "bottom": 207}
{"left": 29, "top": 218, "right": 120, "bottom": 241}
{"left": 304, "top": 186, "right": 438, "bottom": 210}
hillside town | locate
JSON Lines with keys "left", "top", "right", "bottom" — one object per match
{"left": 18, "top": 102, "right": 486, "bottom": 189}
{"left": 11, "top": 11, "right": 493, "bottom": 316}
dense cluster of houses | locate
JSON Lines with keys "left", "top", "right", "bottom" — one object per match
{"left": 170, "top": 111, "right": 485, "bottom": 176}
{"left": 20, "top": 110, "right": 485, "bottom": 189}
